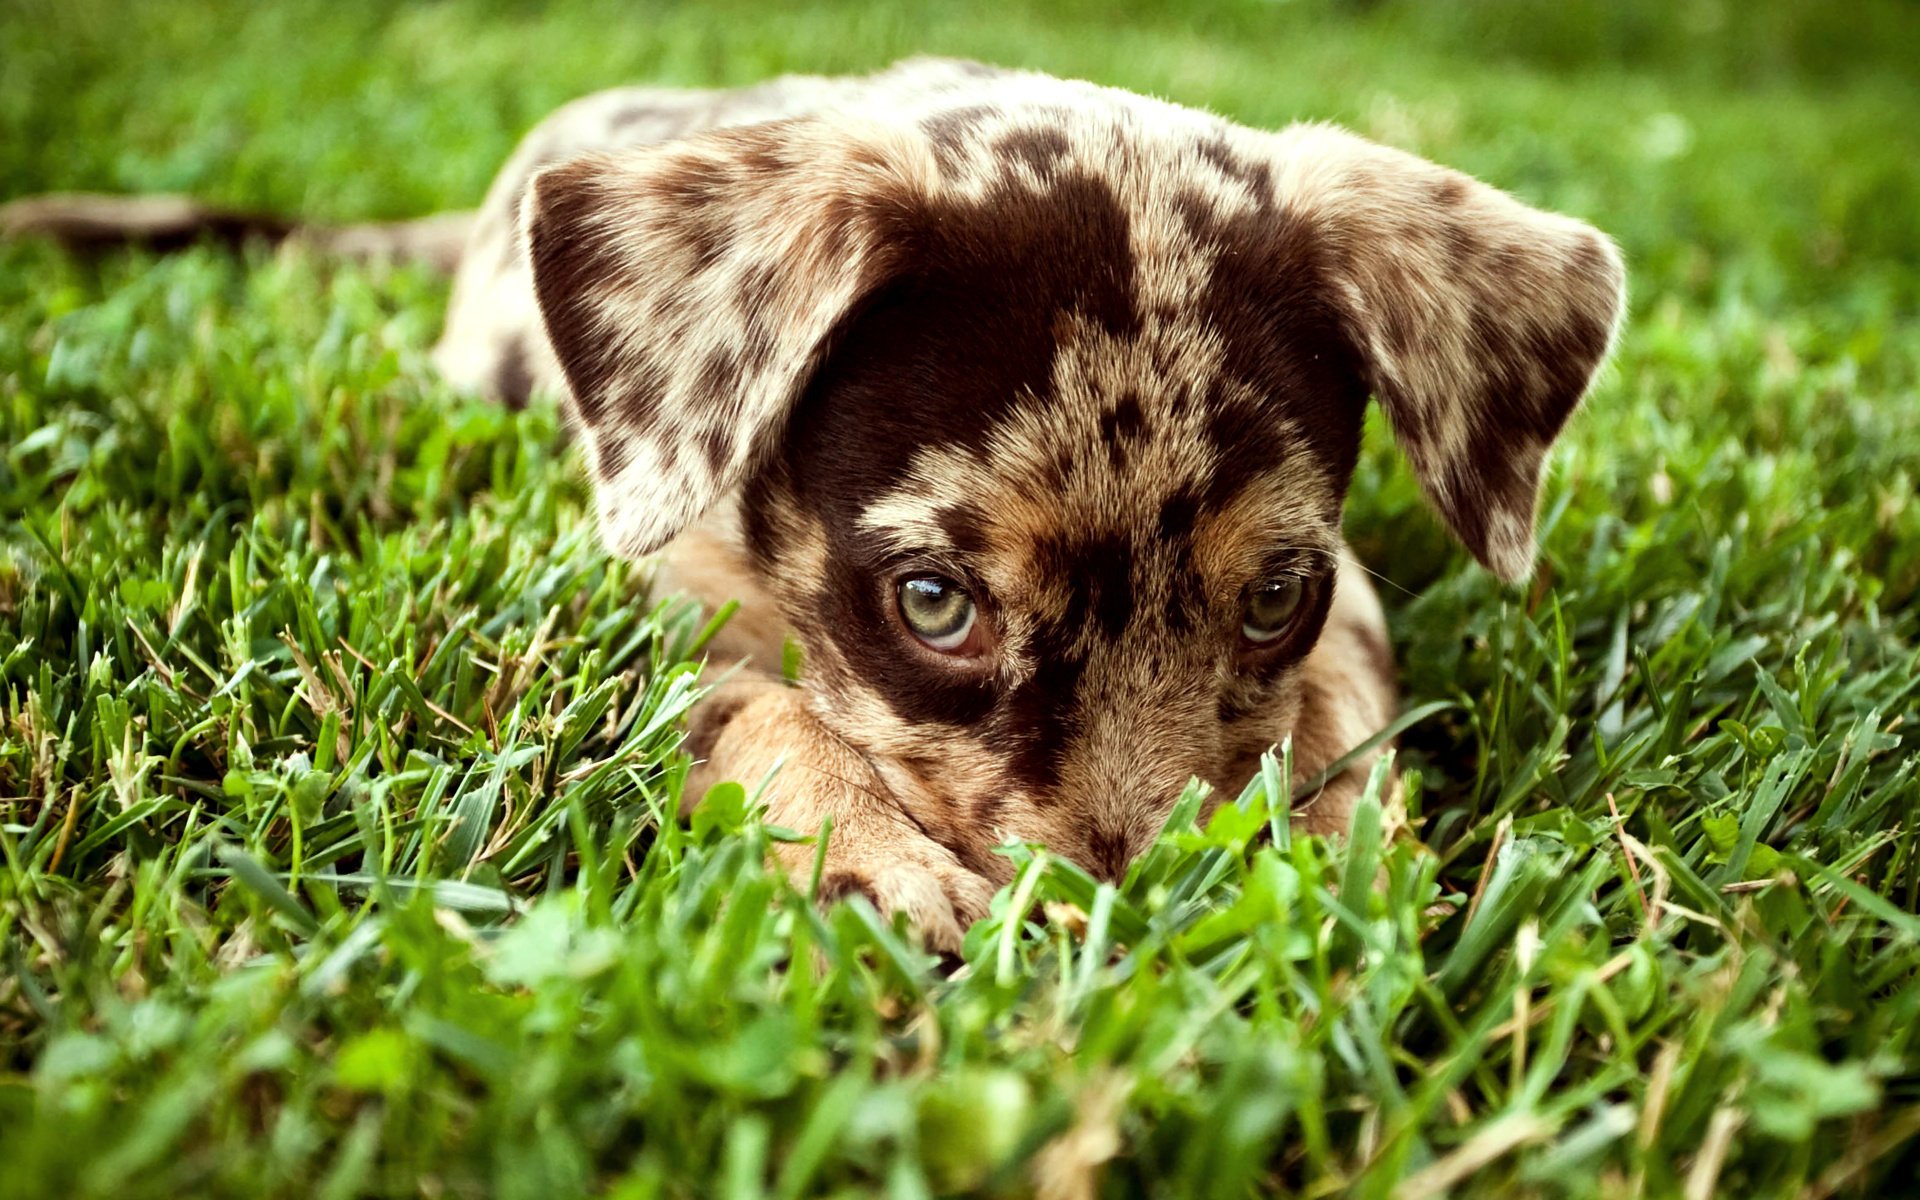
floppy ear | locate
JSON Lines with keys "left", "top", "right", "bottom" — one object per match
{"left": 524, "top": 117, "right": 928, "bottom": 558}
{"left": 1272, "top": 125, "right": 1626, "bottom": 582}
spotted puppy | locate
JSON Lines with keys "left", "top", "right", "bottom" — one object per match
{"left": 3, "top": 59, "right": 1625, "bottom": 948}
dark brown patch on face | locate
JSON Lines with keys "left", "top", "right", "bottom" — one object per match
{"left": 996, "top": 126, "right": 1072, "bottom": 180}
{"left": 1184, "top": 205, "right": 1373, "bottom": 498}
{"left": 921, "top": 104, "right": 1001, "bottom": 172}
{"left": 1086, "top": 824, "right": 1131, "bottom": 881}
{"left": 1098, "top": 391, "right": 1147, "bottom": 466}
{"left": 930, "top": 502, "right": 990, "bottom": 556}
{"left": 745, "top": 474, "right": 1004, "bottom": 731}
{"left": 1197, "top": 133, "right": 1277, "bottom": 212}
{"left": 749, "top": 168, "right": 1144, "bottom": 740}
{"left": 1039, "top": 531, "right": 1136, "bottom": 641}
{"left": 993, "top": 652, "right": 1088, "bottom": 795}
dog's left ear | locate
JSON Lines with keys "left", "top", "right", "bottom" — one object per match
{"left": 522, "top": 118, "right": 926, "bottom": 559}
{"left": 1272, "top": 125, "right": 1627, "bottom": 582}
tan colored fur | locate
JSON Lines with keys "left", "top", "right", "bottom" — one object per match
{"left": 504, "top": 61, "right": 1620, "bottom": 946}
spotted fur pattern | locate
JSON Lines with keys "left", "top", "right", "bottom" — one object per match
{"left": 336, "top": 59, "right": 1632, "bottom": 945}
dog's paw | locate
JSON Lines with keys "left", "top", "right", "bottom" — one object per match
{"left": 792, "top": 837, "right": 997, "bottom": 955}
{"left": 687, "top": 677, "right": 997, "bottom": 954}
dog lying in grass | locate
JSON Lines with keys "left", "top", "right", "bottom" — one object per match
{"left": 2, "top": 58, "right": 1624, "bottom": 949}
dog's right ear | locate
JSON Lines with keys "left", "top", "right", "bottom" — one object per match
{"left": 525, "top": 118, "right": 930, "bottom": 558}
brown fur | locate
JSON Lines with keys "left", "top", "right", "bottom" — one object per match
{"left": 0, "top": 58, "right": 1625, "bottom": 951}
{"left": 511, "top": 61, "right": 1622, "bottom": 947}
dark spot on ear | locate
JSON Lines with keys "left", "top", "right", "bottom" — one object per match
{"left": 493, "top": 339, "right": 533, "bottom": 409}
{"left": 1379, "top": 283, "right": 1422, "bottom": 358}
{"left": 528, "top": 159, "right": 625, "bottom": 420}
{"left": 594, "top": 433, "right": 631, "bottom": 482}
{"left": 1172, "top": 188, "right": 1222, "bottom": 241}
{"left": 738, "top": 260, "right": 783, "bottom": 320}
{"left": 738, "top": 322, "right": 778, "bottom": 377}
{"left": 611, "top": 354, "right": 672, "bottom": 434}
{"left": 696, "top": 344, "right": 741, "bottom": 401}
{"left": 817, "top": 194, "right": 870, "bottom": 264}
{"left": 681, "top": 212, "right": 730, "bottom": 268}
{"left": 1426, "top": 288, "right": 1610, "bottom": 563}
{"left": 698, "top": 423, "right": 732, "bottom": 473}
{"left": 653, "top": 155, "right": 731, "bottom": 213}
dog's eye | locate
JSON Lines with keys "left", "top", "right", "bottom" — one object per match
{"left": 1242, "top": 579, "right": 1305, "bottom": 644}
{"left": 898, "top": 575, "right": 981, "bottom": 654}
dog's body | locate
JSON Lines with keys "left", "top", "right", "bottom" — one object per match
{"left": 3, "top": 59, "right": 1625, "bottom": 947}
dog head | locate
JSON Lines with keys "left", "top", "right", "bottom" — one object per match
{"left": 525, "top": 78, "right": 1624, "bottom": 876}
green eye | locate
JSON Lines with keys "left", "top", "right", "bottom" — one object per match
{"left": 898, "top": 575, "right": 979, "bottom": 653}
{"left": 1242, "top": 579, "right": 1305, "bottom": 644}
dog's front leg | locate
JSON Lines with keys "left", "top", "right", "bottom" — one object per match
{"left": 684, "top": 677, "right": 997, "bottom": 953}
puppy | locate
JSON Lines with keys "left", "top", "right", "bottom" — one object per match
{"left": 3, "top": 59, "right": 1625, "bottom": 948}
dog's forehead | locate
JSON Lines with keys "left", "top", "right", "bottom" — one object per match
{"left": 904, "top": 92, "right": 1284, "bottom": 305}
{"left": 852, "top": 316, "right": 1339, "bottom": 588}
{"left": 783, "top": 98, "right": 1368, "bottom": 583}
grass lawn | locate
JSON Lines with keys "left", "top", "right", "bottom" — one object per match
{"left": 3, "top": 0, "right": 1919, "bottom": 1195}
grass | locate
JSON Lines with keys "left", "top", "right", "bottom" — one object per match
{"left": 2, "top": 0, "right": 1918, "bottom": 1195}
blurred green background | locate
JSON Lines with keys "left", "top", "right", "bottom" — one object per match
{"left": 4, "top": 0, "right": 1917, "bottom": 310}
